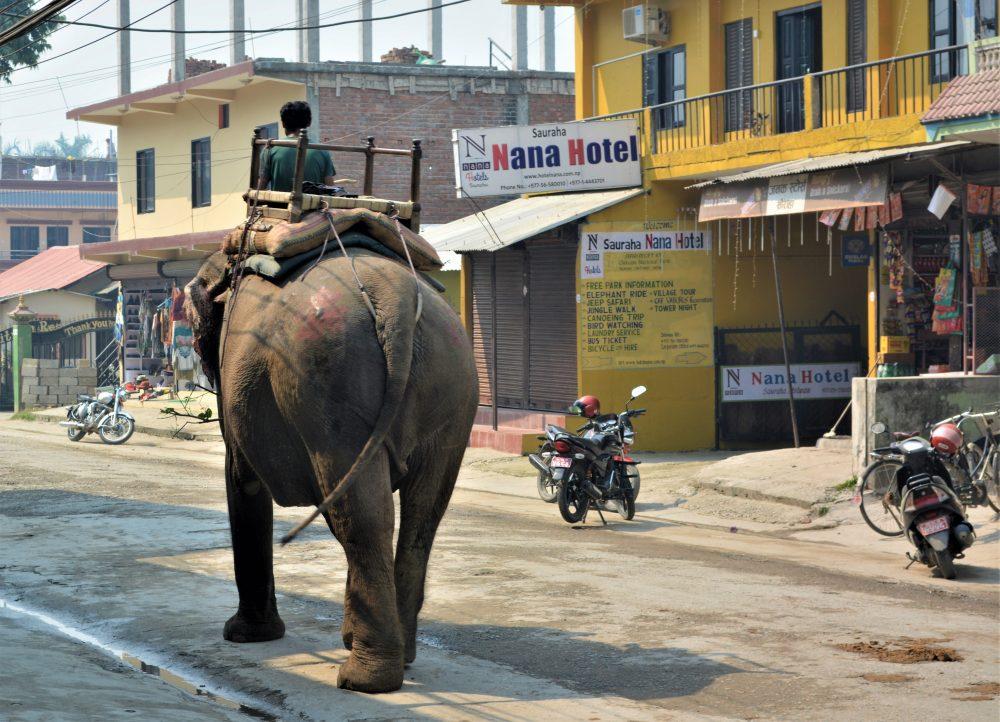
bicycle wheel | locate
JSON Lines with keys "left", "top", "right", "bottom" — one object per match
{"left": 858, "top": 459, "right": 904, "bottom": 536}
{"left": 986, "top": 449, "right": 1000, "bottom": 514}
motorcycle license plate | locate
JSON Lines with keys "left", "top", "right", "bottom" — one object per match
{"left": 550, "top": 456, "right": 572, "bottom": 468}
{"left": 917, "top": 516, "right": 950, "bottom": 536}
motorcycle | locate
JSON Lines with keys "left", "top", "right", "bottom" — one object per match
{"left": 867, "top": 421, "right": 975, "bottom": 579}
{"left": 533, "top": 391, "right": 644, "bottom": 504}
{"left": 529, "top": 386, "right": 647, "bottom": 524}
{"left": 60, "top": 387, "right": 136, "bottom": 445}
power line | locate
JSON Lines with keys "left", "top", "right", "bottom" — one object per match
{"left": 0, "top": 0, "right": 177, "bottom": 69}
{"left": 4, "top": 0, "right": 471, "bottom": 35}
{"left": 0, "top": 0, "right": 77, "bottom": 47}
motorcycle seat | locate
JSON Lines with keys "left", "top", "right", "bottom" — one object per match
{"left": 77, "top": 395, "right": 94, "bottom": 402}
{"left": 893, "top": 431, "right": 919, "bottom": 440}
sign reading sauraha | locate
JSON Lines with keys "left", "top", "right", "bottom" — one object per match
{"left": 451, "top": 120, "right": 641, "bottom": 198}
{"left": 578, "top": 228, "right": 714, "bottom": 371}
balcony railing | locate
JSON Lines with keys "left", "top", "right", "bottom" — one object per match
{"left": 590, "top": 45, "right": 968, "bottom": 155}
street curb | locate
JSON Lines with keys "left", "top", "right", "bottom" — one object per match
{"left": 27, "top": 410, "right": 220, "bottom": 442}
{"left": 687, "top": 476, "right": 825, "bottom": 510}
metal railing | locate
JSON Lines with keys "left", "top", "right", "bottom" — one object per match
{"left": 588, "top": 45, "right": 968, "bottom": 154}
{"left": 96, "top": 338, "right": 120, "bottom": 388}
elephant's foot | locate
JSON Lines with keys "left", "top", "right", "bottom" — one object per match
{"left": 337, "top": 649, "right": 404, "bottom": 693}
{"left": 223, "top": 610, "right": 285, "bottom": 643}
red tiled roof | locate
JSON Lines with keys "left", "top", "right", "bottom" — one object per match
{"left": 923, "top": 69, "right": 1000, "bottom": 123}
{"left": 0, "top": 246, "right": 107, "bottom": 300}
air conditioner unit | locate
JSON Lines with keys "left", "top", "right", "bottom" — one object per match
{"left": 622, "top": 5, "right": 670, "bottom": 44}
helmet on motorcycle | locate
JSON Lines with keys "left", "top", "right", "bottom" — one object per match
{"left": 930, "top": 422, "right": 963, "bottom": 456}
{"left": 570, "top": 395, "right": 601, "bottom": 418}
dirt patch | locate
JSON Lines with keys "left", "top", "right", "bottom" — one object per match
{"left": 861, "top": 673, "right": 915, "bottom": 683}
{"left": 950, "top": 682, "right": 1000, "bottom": 701}
{"left": 836, "top": 638, "right": 963, "bottom": 664}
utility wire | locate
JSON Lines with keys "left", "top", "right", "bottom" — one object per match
{"left": 0, "top": 0, "right": 177, "bottom": 69}
{"left": 0, "top": 0, "right": 77, "bottom": 47}
{"left": 3, "top": 0, "right": 471, "bottom": 34}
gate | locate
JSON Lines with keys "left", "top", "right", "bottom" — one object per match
{"left": 0, "top": 328, "right": 12, "bottom": 411}
{"left": 716, "top": 318, "right": 862, "bottom": 445}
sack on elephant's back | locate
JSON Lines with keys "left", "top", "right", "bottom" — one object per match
{"left": 222, "top": 207, "right": 442, "bottom": 271}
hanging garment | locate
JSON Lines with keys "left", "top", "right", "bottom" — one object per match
{"left": 970, "top": 232, "right": 989, "bottom": 286}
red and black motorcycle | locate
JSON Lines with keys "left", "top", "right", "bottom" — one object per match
{"left": 529, "top": 386, "right": 646, "bottom": 524}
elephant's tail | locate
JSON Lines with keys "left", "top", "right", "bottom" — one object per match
{"left": 280, "top": 283, "right": 416, "bottom": 546}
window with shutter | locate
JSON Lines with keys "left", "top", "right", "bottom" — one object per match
{"left": 846, "top": 0, "right": 866, "bottom": 113}
{"left": 725, "top": 19, "right": 753, "bottom": 132}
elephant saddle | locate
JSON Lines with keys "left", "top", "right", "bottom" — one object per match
{"left": 223, "top": 207, "right": 442, "bottom": 271}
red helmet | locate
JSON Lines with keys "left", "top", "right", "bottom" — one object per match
{"left": 570, "top": 395, "right": 601, "bottom": 418}
{"left": 931, "top": 422, "right": 963, "bottom": 456}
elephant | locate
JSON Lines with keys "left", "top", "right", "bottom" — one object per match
{"left": 185, "top": 244, "right": 478, "bottom": 693}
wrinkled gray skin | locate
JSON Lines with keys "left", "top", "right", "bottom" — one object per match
{"left": 185, "top": 247, "right": 478, "bottom": 693}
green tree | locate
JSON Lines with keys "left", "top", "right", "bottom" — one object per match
{"left": 0, "top": 1, "right": 64, "bottom": 83}
{"left": 54, "top": 132, "right": 93, "bottom": 158}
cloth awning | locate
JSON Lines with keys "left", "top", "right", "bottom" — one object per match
{"left": 693, "top": 141, "right": 970, "bottom": 222}
{"left": 422, "top": 188, "right": 644, "bottom": 253}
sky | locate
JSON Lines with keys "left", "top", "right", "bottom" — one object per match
{"left": 0, "top": 0, "right": 576, "bottom": 154}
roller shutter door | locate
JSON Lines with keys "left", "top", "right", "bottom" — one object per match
{"left": 469, "top": 252, "right": 494, "bottom": 406}
{"left": 494, "top": 248, "right": 527, "bottom": 407}
{"left": 527, "top": 239, "right": 577, "bottom": 410}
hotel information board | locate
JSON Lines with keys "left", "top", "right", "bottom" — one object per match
{"left": 578, "top": 228, "right": 714, "bottom": 370}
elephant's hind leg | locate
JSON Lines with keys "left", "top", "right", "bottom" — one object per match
{"left": 323, "top": 449, "right": 405, "bottom": 693}
{"left": 223, "top": 446, "right": 285, "bottom": 643}
{"left": 395, "top": 443, "right": 464, "bottom": 665}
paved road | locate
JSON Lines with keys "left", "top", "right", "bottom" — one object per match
{"left": 0, "top": 420, "right": 997, "bottom": 721}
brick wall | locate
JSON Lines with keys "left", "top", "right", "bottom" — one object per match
{"left": 309, "top": 74, "right": 575, "bottom": 225}
{"left": 21, "top": 358, "right": 97, "bottom": 407}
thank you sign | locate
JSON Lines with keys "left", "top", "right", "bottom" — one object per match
{"left": 452, "top": 120, "right": 641, "bottom": 198}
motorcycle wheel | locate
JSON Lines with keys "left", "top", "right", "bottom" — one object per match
{"left": 858, "top": 460, "right": 904, "bottom": 537}
{"left": 67, "top": 426, "right": 85, "bottom": 442}
{"left": 98, "top": 416, "right": 135, "bottom": 445}
{"left": 557, "top": 476, "right": 589, "bottom": 524}
{"left": 625, "top": 464, "right": 640, "bottom": 500}
{"left": 934, "top": 549, "right": 957, "bottom": 580}
{"left": 617, "top": 491, "right": 636, "bottom": 521}
{"left": 536, "top": 469, "right": 558, "bottom": 503}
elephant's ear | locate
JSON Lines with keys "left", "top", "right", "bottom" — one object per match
{"left": 184, "top": 252, "right": 229, "bottom": 386}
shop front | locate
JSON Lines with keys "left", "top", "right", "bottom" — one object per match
{"left": 79, "top": 232, "right": 220, "bottom": 391}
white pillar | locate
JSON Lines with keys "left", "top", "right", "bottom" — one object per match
{"left": 117, "top": 0, "right": 130, "bottom": 95}
{"left": 512, "top": 6, "right": 527, "bottom": 70}
{"left": 230, "top": 0, "right": 245, "bottom": 65}
{"left": 359, "top": 0, "right": 372, "bottom": 62}
{"left": 427, "top": 0, "right": 442, "bottom": 61}
{"left": 540, "top": 6, "right": 555, "bottom": 72}
{"left": 303, "top": 0, "right": 319, "bottom": 63}
{"left": 296, "top": 0, "right": 305, "bottom": 62}
{"left": 172, "top": 0, "right": 185, "bottom": 81}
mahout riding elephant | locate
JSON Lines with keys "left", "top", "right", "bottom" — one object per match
{"left": 186, "top": 245, "right": 478, "bottom": 693}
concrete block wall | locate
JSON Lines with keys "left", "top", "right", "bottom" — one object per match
{"left": 20, "top": 359, "right": 99, "bottom": 408}
{"left": 851, "top": 375, "right": 1000, "bottom": 474}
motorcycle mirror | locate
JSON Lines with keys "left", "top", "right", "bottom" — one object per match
{"left": 870, "top": 421, "right": 887, "bottom": 435}
{"left": 630, "top": 385, "right": 647, "bottom": 399}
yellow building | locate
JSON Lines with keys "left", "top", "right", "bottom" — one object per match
{"left": 456, "top": 0, "right": 999, "bottom": 451}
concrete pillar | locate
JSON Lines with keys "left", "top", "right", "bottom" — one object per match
{"left": 172, "top": 0, "right": 185, "bottom": 81}
{"left": 359, "top": 0, "right": 372, "bottom": 62}
{"left": 511, "top": 6, "right": 528, "bottom": 70}
{"left": 303, "top": 0, "right": 319, "bottom": 63}
{"left": 117, "top": 0, "right": 130, "bottom": 95}
{"left": 539, "top": 6, "right": 555, "bottom": 72}
{"left": 9, "top": 297, "right": 35, "bottom": 413}
{"left": 428, "top": 0, "right": 442, "bottom": 61}
{"left": 229, "top": 0, "right": 245, "bottom": 65}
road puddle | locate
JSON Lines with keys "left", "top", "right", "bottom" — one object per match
{"left": 0, "top": 598, "right": 277, "bottom": 720}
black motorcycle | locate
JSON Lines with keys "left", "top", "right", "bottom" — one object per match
{"left": 529, "top": 386, "right": 646, "bottom": 524}
{"left": 868, "top": 422, "right": 976, "bottom": 580}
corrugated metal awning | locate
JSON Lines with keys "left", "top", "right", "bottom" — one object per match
{"left": 423, "top": 188, "right": 644, "bottom": 253}
{"left": 686, "top": 141, "right": 970, "bottom": 189}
